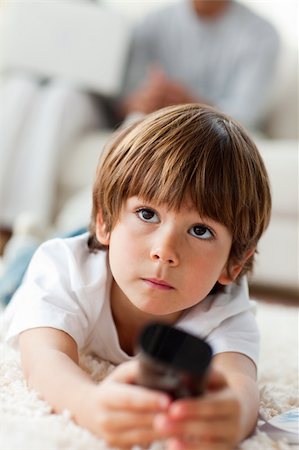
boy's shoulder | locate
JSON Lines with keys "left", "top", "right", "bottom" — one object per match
{"left": 31, "top": 233, "right": 107, "bottom": 289}
{"left": 34, "top": 233, "right": 86, "bottom": 267}
{"left": 178, "top": 277, "right": 254, "bottom": 338}
{"left": 36, "top": 232, "right": 91, "bottom": 263}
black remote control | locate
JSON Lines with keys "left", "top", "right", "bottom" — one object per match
{"left": 136, "top": 322, "right": 213, "bottom": 399}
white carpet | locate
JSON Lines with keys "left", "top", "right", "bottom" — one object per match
{"left": 0, "top": 301, "right": 298, "bottom": 450}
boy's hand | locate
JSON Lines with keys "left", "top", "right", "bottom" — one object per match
{"left": 85, "top": 360, "right": 171, "bottom": 449}
{"left": 154, "top": 369, "right": 242, "bottom": 450}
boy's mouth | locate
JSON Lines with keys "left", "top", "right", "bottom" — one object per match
{"left": 141, "top": 278, "right": 174, "bottom": 290}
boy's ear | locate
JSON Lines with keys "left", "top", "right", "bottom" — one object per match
{"left": 218, "top": 247, "right": 256, "bottom": 285}
{"left": 95, "top": 211, "right": 110, "bottom": 245}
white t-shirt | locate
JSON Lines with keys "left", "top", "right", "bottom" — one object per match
{"left": 5, "top": 233, "right": 260, "bottom": 365}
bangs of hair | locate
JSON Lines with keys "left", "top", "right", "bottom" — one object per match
{"left": 98, "top": 107, "right": 255, "bottom": 228}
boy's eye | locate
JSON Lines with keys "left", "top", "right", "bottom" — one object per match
{"left": 189, "top": 225, "right": 214, "bottom": 240}
{"left": 136, "top": 208, "right": 159, "bottom": 223}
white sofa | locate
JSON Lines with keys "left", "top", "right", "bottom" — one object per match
{"left": 247, "top": 139, "right": 298, "bottom": 293}
{"left": 0, "top": 1, "right": 298, "bottom": 294}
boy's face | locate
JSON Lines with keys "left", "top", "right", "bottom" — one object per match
{"left": 97, "top": 196, "right": 243, "bottom": 321}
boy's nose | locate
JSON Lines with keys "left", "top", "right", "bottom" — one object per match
{"left": 150, "top": 240, "right": 179, "bottom": 266}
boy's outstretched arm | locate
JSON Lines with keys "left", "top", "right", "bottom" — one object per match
{"left": 19, "top": 328, "right": 95, "bottom": 415}
{"left": 213, "top": 352, "right": 259, "bottom": 440}
{"left": 19, "top": 328, "right": 170, "bottom": 449}
{"left": 153, "top": 352, "right": 259, "bottom": 450}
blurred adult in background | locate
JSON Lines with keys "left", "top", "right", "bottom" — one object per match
{"left": 119, "top": 0, "right": 280, "bottom": 131}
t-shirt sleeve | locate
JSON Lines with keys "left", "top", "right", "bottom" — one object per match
{"left": 5, "top": 239, "right": 92, "bottom": 349}
{"left": 206, "top": 307, "right": 260, "bottom": 367}
{"left": 177, "top": 277, "right": 260, "bottom": 367}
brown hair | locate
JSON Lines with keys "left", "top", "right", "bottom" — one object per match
{"left": 88, "top": 104, "right": 271, "bottom": 279}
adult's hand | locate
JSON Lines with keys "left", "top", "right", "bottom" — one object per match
{"left": 121, "top": 66, "right": 200, "bottom": 116}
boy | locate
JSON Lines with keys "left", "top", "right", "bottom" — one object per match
{"left": 6, "top": 104, "right": 271, "bottom": 450}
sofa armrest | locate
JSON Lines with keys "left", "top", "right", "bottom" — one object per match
{"left": 0, "top": 1, "right": 131, "bottom": 95}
